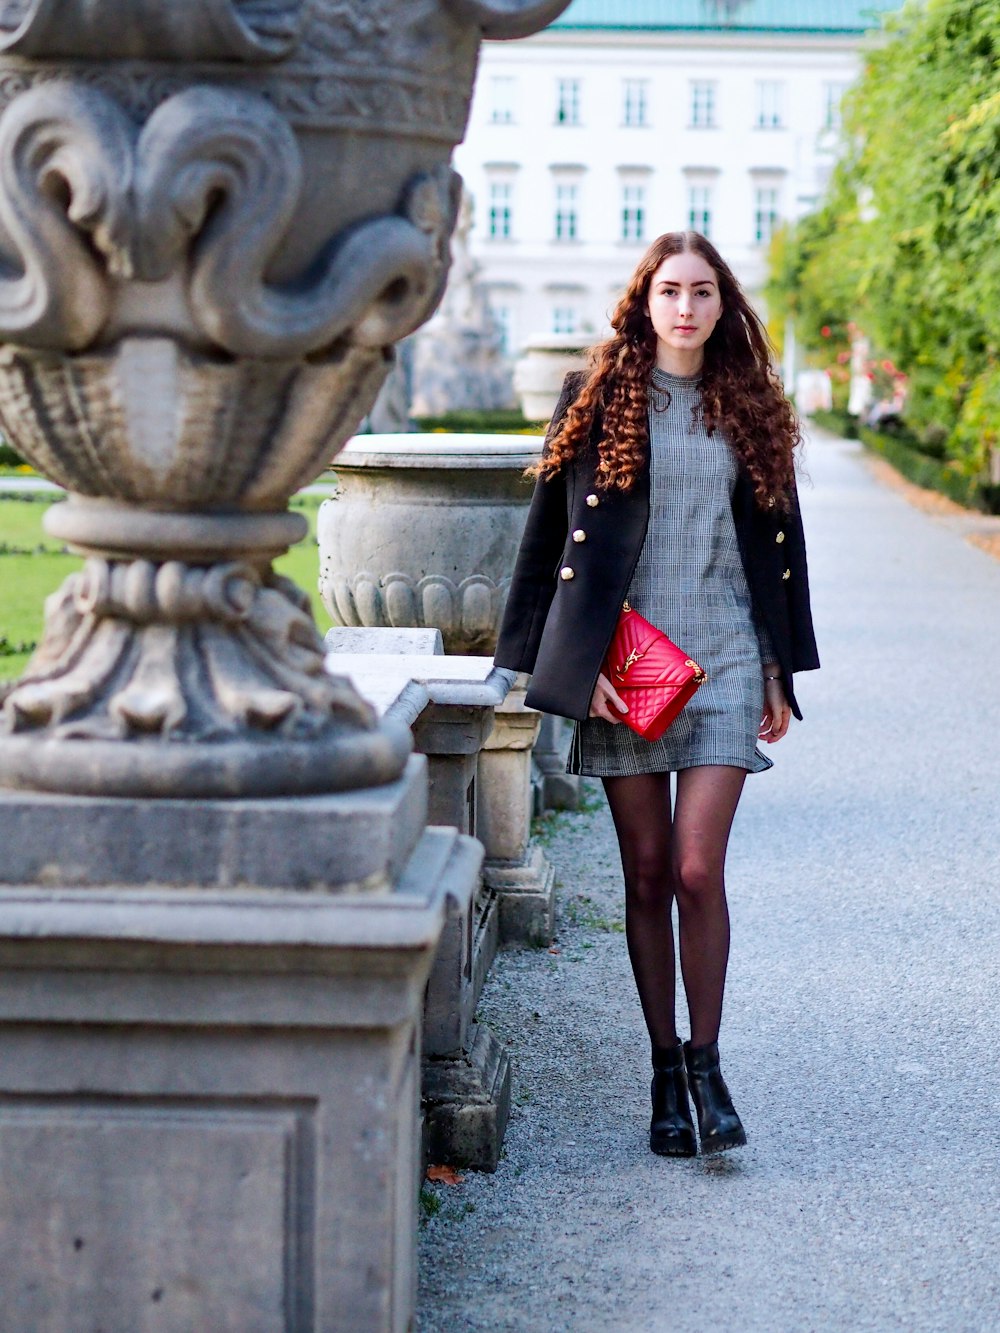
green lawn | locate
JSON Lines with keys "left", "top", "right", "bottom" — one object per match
{"left": 0, "top": 493, "right": 333, "bottom": 683}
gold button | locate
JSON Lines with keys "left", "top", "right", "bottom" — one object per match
{"left": 560, "top": 566, "right": 575, "bottom": 581}
{"left": 572, "top": 529, "right": 586, "bottom": 543}
{"left": 782, "top": 569, "right": 791, "bottom": 580}
{"left": 776, "top": 531, "right": 785, "bottom": 544}
{"left": 586, "top": 493, "right": 599, "bottom": 507}
{"left": 767, "top": 496, "right": 776, "bottom": 508}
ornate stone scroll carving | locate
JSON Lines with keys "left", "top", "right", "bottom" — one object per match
{"left": 135, "top": 87, "right": 461, "bottom": 357}
{"left": 0, "top": 82, "right": 461, "bottom": 359}
{"left": 0, "top": 82, "right": 134, "bottom": 350}
{"left": 0, "top": 0, "right": 304, "bottom": 62}
{"left": 0, "top": 0, "right": 572, "bottom": 798}
{"left": 443, "top": 0, "right": 571, "bottom": 38}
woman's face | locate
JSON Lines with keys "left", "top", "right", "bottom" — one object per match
{"left": 645, "top": 250, "right": 723, "bottom": 365}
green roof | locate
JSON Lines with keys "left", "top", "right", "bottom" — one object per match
{"left": 548, "top": 0, "right": 893, "bottom": 34}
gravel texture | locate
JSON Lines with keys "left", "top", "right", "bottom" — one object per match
{"left": 416, "top": 430, "right": 1000, "bottom": 1333}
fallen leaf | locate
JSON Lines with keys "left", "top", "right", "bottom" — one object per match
{"left": 426, "top": 1164, "right": 464, "bottom": 1186}
{"left": 548, "top": 947, "right": 560, "bottom": 955}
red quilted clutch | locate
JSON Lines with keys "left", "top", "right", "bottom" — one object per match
{"left": 602, "top": 602, "right": 707, "bottom": 741}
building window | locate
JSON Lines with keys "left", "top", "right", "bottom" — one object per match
{"left": 556, "top": 78, "right": 581, "bottom": 126}
{"left": 690, "top": 81, "right": 716, "bottom": 129}
{"left": 488, "top": 181, "right": 513, "bottom": 239}
{"left": 554, "top": 182, "right": 579, "bottom": 240}
{"left": 621, "top": 184, "right": 646, "bottom": 242}
{"left": 754, "top": 187, "right": 780, "bottom": 245}
{"left": 623, "top": 79, "right": 649, "bottom": 128}
{"left": 823, "top": 81, "right": 849, "bottom": 131}
{"left": 489, "top": 76, "right": 516, "bottom": 125}
{"left": 490, "top": 303, "right": 513, "bottom": 352}
{"left": 552, "top": 305, "right": 578, "bottom": 335}
{"left": 687, "top": 185, "right": 712, "bottom": 238}
{"left": 755, "top": 80, "right": 784, "bottom": 129}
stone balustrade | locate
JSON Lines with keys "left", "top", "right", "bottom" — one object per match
{"left": 326, "top": 630, "right": 530, "bottom": 1171}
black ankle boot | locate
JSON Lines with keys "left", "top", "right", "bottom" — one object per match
{"left": 649, "top": 1043, "right": 696, "bottom": 1157}
{"left": 683, "top": 1041, "right": 747, "bottom": 1154}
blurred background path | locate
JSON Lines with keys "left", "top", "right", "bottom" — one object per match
{"left": 417, "top": 426, "right": 1000, "bottom": 1332}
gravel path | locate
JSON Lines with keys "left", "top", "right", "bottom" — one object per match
{"left": 416, "top": 429, "right": 1000, "bottom": 1332}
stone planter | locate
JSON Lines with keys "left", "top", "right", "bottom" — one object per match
{"left": 513, "top": 333, "right": 589, "bottom": 421}
{"left": 318, "top": 433, "right": 541, "bottom": 656}
{"left": 0, "top": 0, "right": 569, "bottom": 802}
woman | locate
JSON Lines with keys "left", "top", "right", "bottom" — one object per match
{"left": 494, "top": 231, "right": 819, "bottom": 1157}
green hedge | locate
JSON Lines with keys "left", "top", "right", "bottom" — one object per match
{"left": 858, "top": 425, "right": 1000, "bottom": 513}
{"left": 0, "top": 439, "right": 23, "bottom": 467}
{"left": 411, "top": 409, "right": 544, "bottom": 434}
{"left": 810, "top": 409, "right": 859, "bottom": 440}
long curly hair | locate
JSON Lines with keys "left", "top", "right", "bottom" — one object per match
{"left": 535, "top": 231, "right": 800, "bottom": 510}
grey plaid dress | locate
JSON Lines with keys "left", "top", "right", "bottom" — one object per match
{"left": 568, "top": 366, "right": 774, "bottom": 777}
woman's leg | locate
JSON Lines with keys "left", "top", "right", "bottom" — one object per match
{"left": 671, "top": 765, "right": 747, "bottom": 1047}
{"left": 666, "top": 767, "right": 746, "bottom": 1045}
{"left": 602, "top": 772, "right": 677, "bottom": 1049}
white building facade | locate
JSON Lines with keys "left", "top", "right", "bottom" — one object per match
{"left": 453, "top": 0, "right": 888, "bottom": 355}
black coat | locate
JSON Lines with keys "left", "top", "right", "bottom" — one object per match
{"left": 494, "top": 373, "right": 820, "bottom": 722}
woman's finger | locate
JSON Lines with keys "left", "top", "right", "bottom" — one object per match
{"left": 771, "top": 705, "right": 791, "bottom": 741}
{"left": 588, "top": 672, "right": 629, "bottom": 723}
{"left": 606, "top": 681, "right": 628, "bottom": 715}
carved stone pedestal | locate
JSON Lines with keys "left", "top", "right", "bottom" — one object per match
{"left": 0, "top": 757, "right": 480, "bottom": 1333}
{"left": 478, "top": 682, "right": 556, "bottom": 947}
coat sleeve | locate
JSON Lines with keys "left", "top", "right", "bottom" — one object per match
{"left": 732, "top": 467, "right": 819, "bottom": 721}
{"left": 786, "top": 475, "right": 820, "bottom": 674}
{"left": 493, "top": 374, "right": 581, "bottom": 674}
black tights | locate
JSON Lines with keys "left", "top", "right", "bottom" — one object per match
{"left": 602, "top": 766, "right": 747, "bottom": 1051}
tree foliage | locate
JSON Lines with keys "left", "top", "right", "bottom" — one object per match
{"left": 767, "top": 0, "right": 1000, "bottom": 472}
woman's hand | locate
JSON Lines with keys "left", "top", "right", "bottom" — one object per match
{"left": 759, "top": 674, "right": 791, "bottom": 743}
{"left": 589, "top": 671, "right": 629, "bottom": 723}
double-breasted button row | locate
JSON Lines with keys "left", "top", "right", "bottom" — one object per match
{"left": 586, "top": 493, "right": 599, "bottom": 508}
{"left": 560, "top": 566, "right": 575, "bottom": 581}
{"left": 572, "top": 529, "right": 586, "bottom": 543}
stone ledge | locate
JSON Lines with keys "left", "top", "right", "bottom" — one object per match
{"left": 0, "top": 754, "right": 428, "bottom": 892}
{"left": 0, "top": 828, "right": 483, "bottom": 1034}
{"left": 323, "top": 651, "right": 513, "bottom": 722}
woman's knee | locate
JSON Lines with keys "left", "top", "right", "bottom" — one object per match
{"left": 672, "top": 855, "right": 724, "bottom": 907}
{"left": 621, "top": 844, "right": 673, "bottom": 910}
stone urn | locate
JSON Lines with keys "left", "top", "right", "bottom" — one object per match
{"left": 513, "top": 332, "right": 589, "bottom": 420}
{"left": 318, "top": 433, "right": 542, "bottom": 655}
{"left": 0, "top": 0, "right": 571, "bottom": 800}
